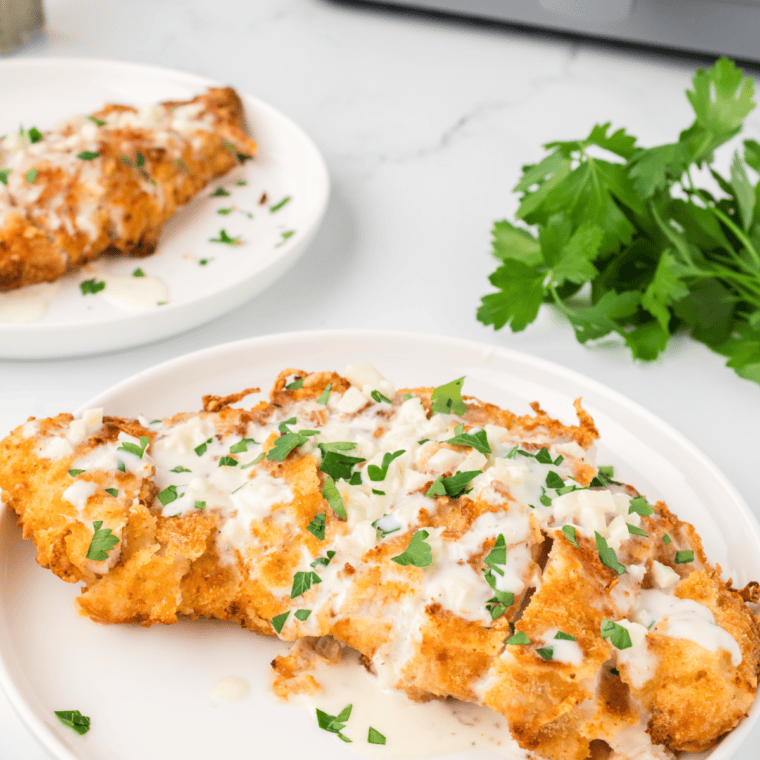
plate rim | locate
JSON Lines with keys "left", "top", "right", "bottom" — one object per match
{"left": 2, "top": 328, "right": 759, "bottom": 760}
{"left": 0, "top": 57, "right": 331, "bottom": 356}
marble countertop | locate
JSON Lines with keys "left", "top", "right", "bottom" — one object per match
{"left": 1, "top": 0, "right": 758, "bottom": 758}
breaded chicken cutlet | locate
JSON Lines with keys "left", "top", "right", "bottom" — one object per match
{"left": 0, "top": 87, "right": 257, "bottom": 291}
{"left": 1, "top": 365, "right": 758, "bottom": 760}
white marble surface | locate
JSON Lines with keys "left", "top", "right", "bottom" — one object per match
{"left": 0, "top": 0, "right": 758, "bottom": 758}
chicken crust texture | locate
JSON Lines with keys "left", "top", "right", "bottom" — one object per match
{"left": 0, "top": 366, "right": 757, "bottom": 760}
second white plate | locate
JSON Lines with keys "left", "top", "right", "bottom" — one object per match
{"left": 0, "top": 58, "right": 330, "bottom": 358}
{"left": 1, "top": 331, "right": 759, "bottom": 760}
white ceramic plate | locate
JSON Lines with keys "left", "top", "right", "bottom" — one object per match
{"left": 1, "top": 331, "right": 758, "bottom": 760}
{"left": 0, "top": 59, "right": 329, "bottom": 358}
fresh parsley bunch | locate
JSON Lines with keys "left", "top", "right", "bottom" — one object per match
{"left": 477, "top": 58, "right": 760, "bottom": 385}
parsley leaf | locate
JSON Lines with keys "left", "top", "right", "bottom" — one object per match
{"left": 317, "top": 382, "right": 332, "bottom": 405}
{"left": 391, "top": 530, "right": 433, "bottom": 567}
{"left": 368, "top": 727, "right": 386, "bottom": 745}
{"left": 194, "top": 437, "right": 213, "bottom": 456}
{"left": 322, "top": 475, "right": 347, "bottom": 520}
{"left": 445, "top": 427, "right": 491, "bottom": 454}
{"left": 105, "top": 488, "right": 119, "bottom": 497}
{"left": 371, "top": 389, "right": 393, "bottom": 404}
{"left": 54, "top": 710, "right": 91, "bottom": 735}
{"left": 80, "top": 278, "right": 105, "bottom": 295}
{"left": 157, "top": 485, "right": 179, "bottom": 506}
{"left": 319, "top": 447, "right": 365, "bottom": 481}
{"left": 367, "top": 450, "right": 405, "bottom": 481}
{"left": 271, "top": 612, "right": 289, "bottom": 633}
{"left": 675, "top": 549, "right": 695, "bottom": 564}
{"left": 425, "top": 470, "right": 481, "bottom": 499}
{"left": 555, "top": 631, "right": 576, "bottom": 641}
{"left": 209, "top": 229, "right": 242, "bottom": 245}
{"left": 561, "top": 525, "right": 579, "bottom": 547}
{"left": 307, "top": 513, "right": 326, "bottom": 540}
{"left": 270, "top": 196, "right": 291, "bottom": 212}
{"left": 117, "top": 435, "right": 150, "bottom": 458}
{"left": 86, "top": 520, "right": 120, "bottom": 561}
{"left": 295, "top": 609, "right": 311, "bottom": 621}
{"left": 76, "top": 150, "right": 99, "bottom": 161}
{"left": 600, "top": 619, "right": 633, "bottom": 650}
{"left": 505, "top": 631, "right": 531, "bottom": 645}
{"left": 210, "top": 187, "right": 230, "bottom": 197}
{"left": 483, "top": 534, "right": 507, "bottom": 574}
{"left": 68, "top": 469, "right": 84, "bottom": 477}
{"left": 477, "top": 57, "right": 760, "bottom": 388}
{"left": 291, "top": 570, "right": 321, "bottom": 598}
{"left": 311, "top": 550, "right": 336, "bottom": 569}
{"left": 628, "top": 496, "right": 654, "bottom": 517}
{"left": 430, "top": 377, "right": 468, "bottom": 415}
{"left": 595, "top": 532, "right": 626, "bottom": 575}
{"left": 317, "top": 705, "right": 353, "bottom": 743}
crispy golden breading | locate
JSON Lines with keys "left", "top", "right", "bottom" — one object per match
{"left": 0, "top": 368, "right": 758, "bottom": 760}
{"left": 0, "top": 87, "right": 256, "bottom": 291}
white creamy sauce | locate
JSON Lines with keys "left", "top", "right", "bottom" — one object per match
{"left": 98, "top": 274, "right": 170, "bottom": 310}
{"left": 211, "top": 676, "right": 251, "bottom": 704}
{"left": 62, "top": 480, "right": 98, "bottom": 512}
{"left": 634, "top": 589, "right": 742, "bottom": 666}
{"left": 0, "top": 281, "right": 60, "bottom": 323}
{"left": 293, "top": 651, "right": 529, "bottom": 759}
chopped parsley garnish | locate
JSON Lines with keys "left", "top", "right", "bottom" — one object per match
{"left": 663, "top": 533, "right": 672, "bottom": 545}
{"left": 322, "top": 476, "right": 347, "bottom": 520}
{"left": 505, "top": 631, "right": 531, "bottom": 645}
{"left": 210, "top": 229, "right": 242, "bottom": 245}
{"left": 132, "top": 267, "right": 145, "bottom": 277}
{"left": 194, "top": 437, "right": 213, "bottom": 456}
{"left": 372, "top": 489, "right": 385, "bottom": 495}
{"left": 595, "top": 532, "right": 626, "bottom": 574}
{"left": 349, "top": 472, "right": 362, "bottom": 485}
{"left": 534, "top": 447, "right": 564, "bottom": 466}
{"left": 279, "top": 230, "right": 295, "bottom": 243}
{"left": 371, "top": 390, "right": 392, "bottom": 404}
{"left": 426, "top": 470, "right": 482, "bottom": 499}
{"left": 271, "top": 612, "right": 289, "bottom": 633}
{"left": 86, "top": 521, "right": 120, "bottom": 561}
{"left": 311, "top": 550, "right": 336, "bottom": 569}
{"left": 430, "top": 376, "right": 467, "bottom": 416}
{"left": 445, "top": 424, "right": 491, "bottom": 454}
{"left": 80, "top": 278, "right": 106, "bottom": 295}
{"left": 194, "top": 501, "right": 206, "bottom": 510}
{"left": 317, "top": 705, "right": 353, "bottom": 743}
{"left": 610, "top": 667, "right": 620, "bottom": 676}
{"left": 601, "top": 619, "right": 633, "bottom": 650}
{"left": 317, "top": 383, "right": 332, "bottom": 405}
{"left": 561, "top": 525, "right": 578, "bottom": 547}
{"left": 590, "top": 465, "right": 622, "bottom": 488}
{"left": 391, "top": 530, "right": 433, "bottom": 567}
{"left": 105, "top": 488, "right": 119, "bottom": 497}
{"left": 368, "top": 727, "right": 386, "bottom": 745}
{"left": 291, "top": 570, "right": 322, "bottom": 599}
{"left": 230, "top": 438, "right": 258, "bottom": 454}
{"left": 68, "top": 469, "right": 84, "bottom": 477}
{"left": 25, "top": 167, "right": 37, "bottom": 183}
{"left": 627, "top": 523, "right": 648, "bottom": 537}
{"left": 268, "top": 421, "right": 319, "bottom": 462}
{"left": 27, "top": 127, "right": 43, "bottom": 143}
{"left": 545, "top": 470, "right": 565, "bottom": 490}
{"left": 77, "top": 150, "right": 99, "bottom": 161}
{"left": 237, "top": 180, "right": 247, "bottom": 186}
{"left": 0, "top": 169, "right": 11, "bottom": 184}
{"left": 539, "top": 488, "right": 553, "bottom": 507}
{"left": 54, "top": 710, "right": 91, "bottom": 735}
{"left": 307, "top": 513, "right": 326, "bottom": 540}
{"left": 199, "top": 258, "right": 211, "bottom": 266}
{"left": 628, "top": 496, "right": 654, "bottom": 516}
{"left": 675, "top": 550, "right": 695, "bottom": 564}
{"left": 241, "top": 451, "right": 266, "bottom": 468}
{"left": 402, "top": 393, "right": 413, "bottom": 401}
{"left": 210, "top": 187, "right": 230, "bottom": 197}
{"left": 218, "top": 456, "right": 238, "bottom": 467}
{"left": 157, "top": 485, "right": 179, "bottom": 506}
{"left": 170, "top": 465, "right": 191, "bottom": 473}
{"left": 367, "top": 450, "right": 405, "bottom": 482}
{"left": 319, "top": 447, "right": 365, "bottom": 481}
{"left": 295, "top": 609, "right": 312, "bottom": 621}
{"left": 117, "top": 460, "right": 126, "bottom": 472}
{"left": 536, "top": 647, "right": 554, "bottom": 661}
{"left": 286, "top": 378, "right": 304, "bottom": 390}
{"left": 270, "top": 196, "right": 291, "bottom": 212}
{"left": 117, "top": 435, "right": 150, "bottom": 458}
{"left": 88, "top": 116, "right": 107, "bottom": 127}
{"left": 483, "top": 534, "right": 507, "bottom": 574}
{"left": 555, "top": 631, "right": 576, "bottom": 641}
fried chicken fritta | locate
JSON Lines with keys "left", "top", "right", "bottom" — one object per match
{"left": 0, "top": 87, "right": 257, "bottom": 291}
{"left": 0, "top": 365, "right": 758, "bottom": 760}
